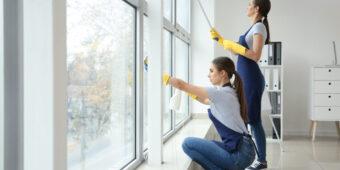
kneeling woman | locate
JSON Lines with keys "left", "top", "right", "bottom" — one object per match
{"left": 163, "top": 57, "right": 256, "bottom": 170}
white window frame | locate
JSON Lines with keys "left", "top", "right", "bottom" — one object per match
{"left": 162, "top": 0, "right": 191, "bottom": 142}
{"left": 132, "top": 0, "right": 193, "bottom": 164}
{"left": 164, "top": 0, "right": 191, "bottom": 44}
{"left": 22, "top": 0, "right": 67, "bottom": 169}
{"left": 122, "top": 0, "right": 146, "bottom": 169}
{"left": 161, "top": 27, "right": 174, "bottom": 136}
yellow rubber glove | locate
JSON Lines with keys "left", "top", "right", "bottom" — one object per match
{"left": 210, "top": 28, "right": 247, "bottom": 56}
{"left": 163, "top": 74, "right": 171, "bottom": 85}
{"left": 185, "top": 92, "right": 197, "bottom": 100}
{"left": 210, "top": 28, "right": 224, "bottom": 46}
{"left": 222, "top": 40, "right": 247, "bottom": 56}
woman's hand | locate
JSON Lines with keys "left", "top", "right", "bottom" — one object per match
{"left": 163, "top": 74, "right": 171, "bottom": 85}
{"left": 163, "top": 75, "right": 210, "bottom": 102}
{"left": 210, "top": 28, "right": 247, "bottom": 56}
{"left": 210, "top": 28, "right": 224, "bottom": 46}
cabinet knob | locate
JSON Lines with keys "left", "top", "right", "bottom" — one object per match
{"left": 328, "top": 108, "right": 332, "bottom": 111}
{"left": 329, "top": 82, "right": 332, "bottom": 85}
{"left": 329, "top": 69, "right": 332, "bottom": 72}
{"left": 328, "top": 95, "right": 332, "bottom": 98}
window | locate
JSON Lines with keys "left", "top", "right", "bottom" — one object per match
{"left": 175, "top": 37, "right": 189, "bottom": 125}
{"left": 163, "top": 0, "right": 172, "bottom": 22}
{"left": 66, "top": 0, "right": 190, "bottom": 168}
{"left": 163, "top": 29, "right": 173, "bottom": 135}
{"left": 162, "top": 0, "right": 191, "bottom": 135}
{"left": 176, "top": 0, "right": 190, "bottom": 32}
{"left": 67, "top": 0, "right": 136, "bottom": 169}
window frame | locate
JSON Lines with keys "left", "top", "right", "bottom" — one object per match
{"left": 127, "top": 0, "right": 192, "bottom": 167}
{"left": 162, "top": 28, "right": 174, "bottom": 136}
{"left": 161, "top": 0, "right": 191, "bottom": 142}
{"left": 174, "top": 37, "right": 190, "bottom": 126}
{"left": 123, "top": 0, "right": 145, "bottom": 169}
{"left": 65, "top": 0, "right": 139, "bottom": 169}
{"left": 122, "top": 2, "right": 139, "bottom": 169}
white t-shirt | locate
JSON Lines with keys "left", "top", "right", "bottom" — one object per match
{"left": 205, "top": 86, "right": 248, "bottom": 134}
{"left": 245, "top": 22, "right": 267, "bottom": 49}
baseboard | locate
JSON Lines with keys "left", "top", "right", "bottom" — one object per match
{"left": 263, "top": 129, "right": 339, "bottom": 137}
{"left": 192, "top": 114, "right": 340, "bottom": 137}
{"left": 283, "top": 130, "right": 339, "bottom": 137}
{"left": 191, "top": 113, "right": 208, "bottom": 119}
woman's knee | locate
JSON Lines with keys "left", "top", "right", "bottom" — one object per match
{"left": 182, "top": 137, "right": 197, "bottom": 152}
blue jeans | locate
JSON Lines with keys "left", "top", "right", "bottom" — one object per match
{"left": 182, "top": 137, "right": 255, "bottom": 170}
{"left": 249, "top": 120, "right": 266, "bottom": 162}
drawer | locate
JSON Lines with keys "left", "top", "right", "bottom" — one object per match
{"left": 313, "top": 107, "right": 340, "bottom": 120}
{"left": 314, "top": 68, "right": 340, "bottom": 80}
{"left": 314, "top": 81, "right": 340, "bottom": 93}
{"left": 314, "top": 94, "right": 340, "bottom": 106}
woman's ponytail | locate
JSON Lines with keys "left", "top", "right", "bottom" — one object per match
{"left": 233, "top": 71, "right": 250, "bottom": 122}
{"left": 212, "top": 56, "right": 250, "bottom": 122}
{"left": 263, "top": 16, "right": 270, "bottom": 44}
{"left": 254, "top": 0, "right": 271, "bottom": 44}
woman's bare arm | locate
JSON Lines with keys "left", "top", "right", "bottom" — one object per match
{"left": 195, "top": 96, "right": 210, "bottom": 105}
{"left": 229, "top": 34, "right": 264, "bottom": 62}
{"left": 167, "top": 77, "right": 210, "bottom": 104}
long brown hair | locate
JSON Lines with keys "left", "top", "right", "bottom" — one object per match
{"left": 254, "top": 0, "right": 271, "bottom": 44}
{"left": 212, "top": 57, "right": 250, "bottom": 122}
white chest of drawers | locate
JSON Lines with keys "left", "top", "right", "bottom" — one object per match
{"left": 309, "top": 66, "right": 340, "bottom": 141}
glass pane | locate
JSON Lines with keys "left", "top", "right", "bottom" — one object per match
{"left": 67, "top": 0, "right": 136, "bottom": 169}
{"left": 163, "top": 0, "right": 172, "bottom": 22}
{"left": 176, "top": 0, "right": 190, "bottom": 32}
{"left": 163, "top": 29, "right": 172, "bottom": 135}
{"left": 175, "top": 37, "right": 189, "bottom": 125}
{"left": 143, "top": 16, "right": 149, "bottom": 150}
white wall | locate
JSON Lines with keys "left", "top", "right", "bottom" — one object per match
{"left": 191, "top": 0, "right": 215, "bottom": 114}
{"left": 213, "top": 0, "right": 340, "bottom": 136}
{"left": 23, "top": 0, "right": 67, "bottom": 169}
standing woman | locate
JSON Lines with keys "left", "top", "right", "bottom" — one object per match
{"left": 163, "top": 57, "right": 255, "bottom": 170}
{"left": 210, "top": 0, "right": 271, "bottom": 169}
